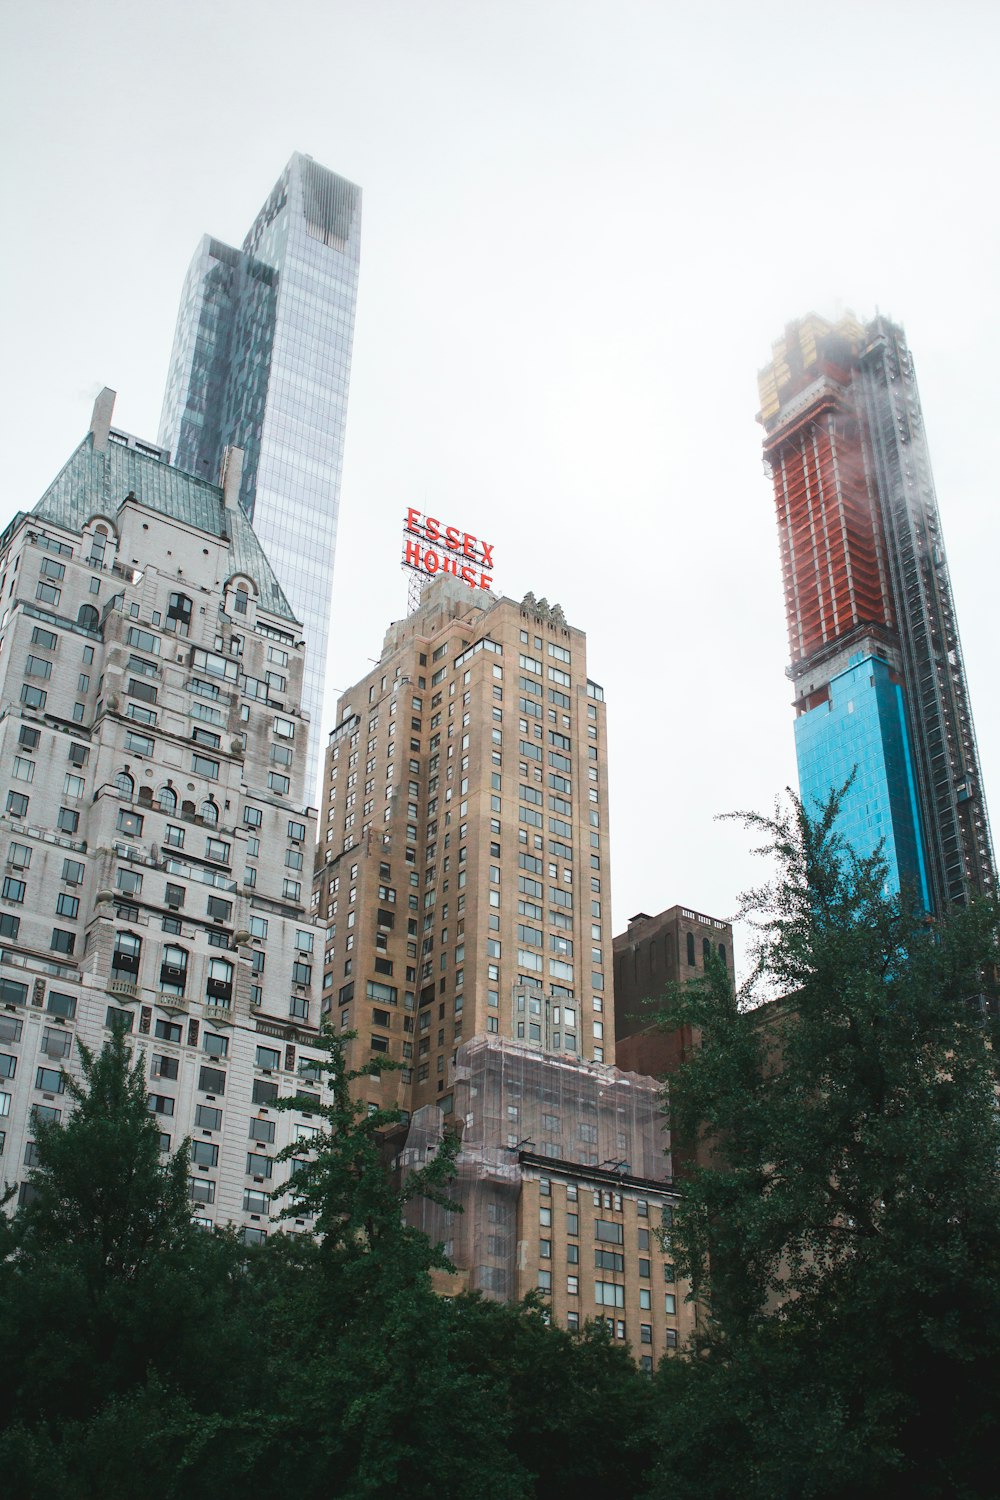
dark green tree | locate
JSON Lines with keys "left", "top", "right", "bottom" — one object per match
{"left": 0, "top": 1023, "right": 196, "bottom": 1424}
{"left": 0, "top": 1025, "right": 284, "bottom": 1498}
{"left": 253, "top": 1026, "right": 529, "bottom": 1499}
{"left": 0, "top": 1021, "right": 656, "bottom": 1499}
{"left": 444, "top": 1290, "right": 656, "bottom": 1499}
{"left": 11, "top": 1021, "right": 192, "bottom": 1282}
{"left": 645, "top": 790, "right": 1000, "bottom": 1500}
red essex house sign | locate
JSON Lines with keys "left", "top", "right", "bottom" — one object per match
{"left": 402, "top": 508, "right": 494, "bottom": 592}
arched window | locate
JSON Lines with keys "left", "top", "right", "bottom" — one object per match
{"left": 703, "top": 937, "right": 712, "bottom": 965}
{"left": 233, "top": 585, "right": 249, "bottom": 616}
{"left": 718, "top": 942, "right": 727, "bottom": 969}
{"left": 166, "top": 592, "right": 192, "bottom": 637}
{"left": 206, "top": 957, "right": 234, "bottom": 1005}
{"left": 88, "top": 526, "right": 109, "bottom": 568}
{"left": 157, "top": 785, "right": 177, "bottom": 814}
{"left": 77, "top": 603, "right": 100, "bottom": 631}
{"left": 159, "top": 945, "right": 188, "bottom": 996}
{"left": 686, "top": 931, "right": 695, "bottom": 967}
{"left": 201, "top": 798, "right": 219, "bottom": 826}
{"left": 115, "top": 770, "right": 134, "bottom": 799}
{"left": 112, "top": 930, "right": 141, "bottom": 979}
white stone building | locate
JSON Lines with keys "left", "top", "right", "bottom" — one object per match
{"left": 0, "top": 392, "right": 326, "bottom": 1241}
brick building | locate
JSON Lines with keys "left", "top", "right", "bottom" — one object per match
{"left": 315, "top": 579, "right": 694, "bottom": 1362}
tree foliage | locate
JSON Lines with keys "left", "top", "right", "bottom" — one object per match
{"left": 647, "top": 789, "right": 1000, "bottom": 1499}
{"left": 0, "top": 1023, "right": 652, "bottom": 1498}
{"left": 3, "top": 803, "right": 999, "bottom": 1499}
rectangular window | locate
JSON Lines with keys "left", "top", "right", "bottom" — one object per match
{"left": 126, "top": 703, "right": 157, "bottom": 726}
{"left": 2, "top": 877, "right": 26, "bottom": 904}
{"left": 128, "top": 677, "right": 158, "bottom": 705}
{"left": 198, "top": 1066, "right": 226, "bottom": 1094}
{"left": 191, "top": 648, "right": 236, "bottom": 681}
{"left": 195, "top": 1104, "right": 222, "bottom": 1131}
{"left": 35, "top": 1066, "right": 65, "bottom": 1094}
{"left": 148, "top": 1094, "right": 175, "bottom": 1116}
{"left": 594, "top": 1281, "right": 625, "bottom": 1308}
{"left": 595, "top": 1248, "right": 625, "bottom": 1273}
{"left": 126, "top": 627, "right": 159, "bottom": 656}
{"left": 191, "top": 1140, "right": 219, "bottom": 1167}
{"left": 46, "top": 990, "right": 76, "bottom": 1018}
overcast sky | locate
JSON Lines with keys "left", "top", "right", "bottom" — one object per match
{"left": 2, "top": 1, "right": 997, "bottom": 977}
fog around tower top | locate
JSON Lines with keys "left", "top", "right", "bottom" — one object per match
{"left": 2, "top": 0, "right": 997, "bottom": 975}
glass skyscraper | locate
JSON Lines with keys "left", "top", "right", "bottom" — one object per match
{"left": 793, "top": 653, "right": 930, "bottom": 907}
{"left": 160, "top": 153, "right": 362, "bottom": 791}
{"left": 758, "top": 314, "right": 994, "bottom": 913}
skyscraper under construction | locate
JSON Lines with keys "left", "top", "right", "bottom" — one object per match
{"left": 758, "top": 314, "right": 994, "bottom": 913}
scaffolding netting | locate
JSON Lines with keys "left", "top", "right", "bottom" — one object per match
{"left": 399, "top": 1036, "right": 670, "bottom": 1300}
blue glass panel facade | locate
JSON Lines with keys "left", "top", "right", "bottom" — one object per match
{"left": 160, "top": 154, "right": 361, "bottom": 791}
{"left": 794, "top": 653, "right": 930, "bottom": 909}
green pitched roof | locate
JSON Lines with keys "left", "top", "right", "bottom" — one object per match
{"left": 33, "top": 433, "right": 298, "bottom": 624}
